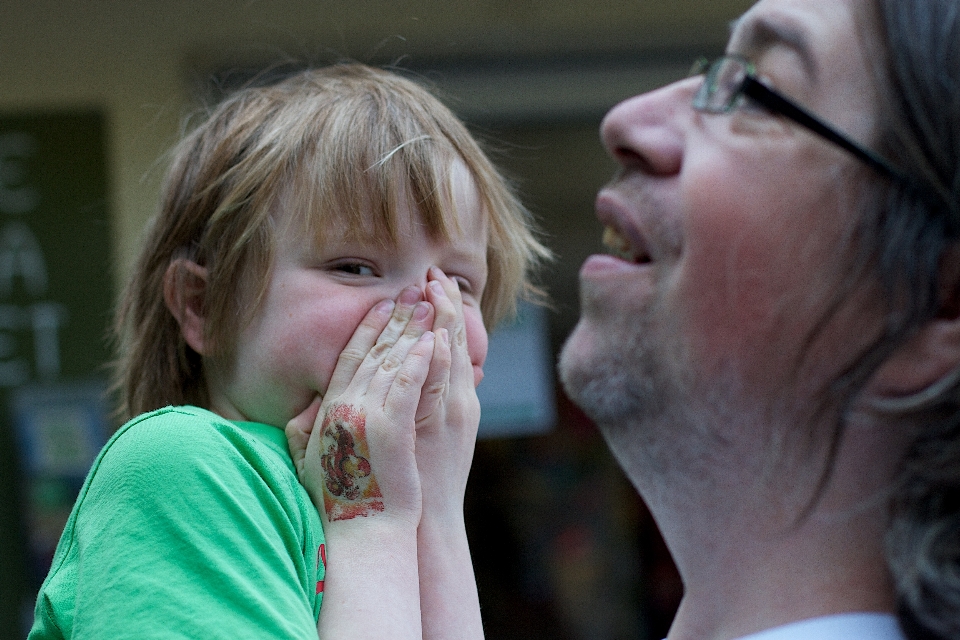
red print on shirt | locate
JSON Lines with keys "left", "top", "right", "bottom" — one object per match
{"left": 316, "top": 543, "right": 326, "bottom": 594}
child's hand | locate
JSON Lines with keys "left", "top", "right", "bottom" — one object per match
{"left": 414, "top": 267, "right": 486, "bottom": 640}
{"left": 415, "top": 267, "right": 482, "bottom": 521}
{"left": 286, "top": 286, "right": 438, "bottom": 528}
{"left": 287, "top": 286, "right": 438, "bottom": 639}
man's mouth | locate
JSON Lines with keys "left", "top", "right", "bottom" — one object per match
{"left": 602, "top": 225, "right": 651, "bottom": 264}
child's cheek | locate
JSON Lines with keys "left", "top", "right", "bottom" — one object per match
{"left": 464, "top": 310, "right": 488, "bottom": 387}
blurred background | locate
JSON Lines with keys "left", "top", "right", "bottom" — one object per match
{"left": 0, "top": 1, "right": 753, "bottom": 637}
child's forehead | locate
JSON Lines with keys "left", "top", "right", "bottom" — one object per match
{"left": 278, "top": 168, "right": 488, "bottom": 250}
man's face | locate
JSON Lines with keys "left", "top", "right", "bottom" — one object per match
{"left": 559, "top": 0, "right": 886, "bottom": 473}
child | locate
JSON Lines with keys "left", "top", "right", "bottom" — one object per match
{"left": 28, "top": 63, "right": 548, "bottom": 639}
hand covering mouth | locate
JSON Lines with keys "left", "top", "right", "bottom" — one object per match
{"left": 602, "top": 225, "right": 652, "bottom": 264}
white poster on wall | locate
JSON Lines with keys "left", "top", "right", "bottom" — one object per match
{"left": 477, "top": 301, "right": 555, "bottom": 438}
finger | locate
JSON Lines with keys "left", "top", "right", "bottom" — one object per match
{"left": 382, "top": 330, "right": 437, "bottom": 422}
{"left": 426, "top": 268, "right": 472, "bottom": 386}
{"left": 284, "top": 396, "right": 323, "bottom": 481}
{"left": 426, "top": 267, "right": 462, "bottom": 336}
{"left": 363, "top": 300, "right": 436, "bottom": 398}
{"left": 416, "top": 327, "right": 451, "bottom": 424}
{"left": 369, "top": 286, "right": 424, "bottom": 356}
{"left": 325, "top": 286, "right": 421, "bottom": 396}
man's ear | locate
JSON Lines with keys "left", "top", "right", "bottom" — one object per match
{"left": 865, "top": 318, "right": 960, "bottom": 403}
{"left": 163, "top": 259, "right": 209, "bottom": 356}
{"left": 865, "top": 249, "right": 960, "bottom": 405}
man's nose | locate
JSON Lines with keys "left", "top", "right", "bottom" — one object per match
{"left": 600, "top": 76, "right": 700, "bottom": 177}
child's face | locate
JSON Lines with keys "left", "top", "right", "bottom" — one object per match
{"left": 207, "top": 162, "right": 490, "bottom": 428}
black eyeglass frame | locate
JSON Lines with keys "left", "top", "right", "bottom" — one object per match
{"left": 692, "top": 55, "right": 904, "bottom": 181}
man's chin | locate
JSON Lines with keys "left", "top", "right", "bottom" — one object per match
{"left": 557, "top": 332, "right": 623, "bottom": 426}
{"left": 559, "top": 318, "right": 669, "bottom": 428}
{"left": 557, "top": 325, "right": 592, "bottom": 403}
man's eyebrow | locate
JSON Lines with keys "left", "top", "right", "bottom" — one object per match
{"left": 728, "top": 14, "right": 818, "bottom": 81}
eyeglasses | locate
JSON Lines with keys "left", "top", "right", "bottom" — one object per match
{"left": 691, "top": 55, "right": 904, "bottom": 180}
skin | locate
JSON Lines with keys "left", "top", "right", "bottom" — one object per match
{"left": 204, "top": 162, "right": 489, "bottom": 430}
{"left": 559, "top": 0, "right": 919, "bottom": 638}
{"left": 280, "top": 161, "right": 489, "bottom": 640}
{"left": 318, "top": 403, "right": 383, "bottom": 521}
{"left": 172, "top": 159, "right": 489, "bottom": 639}
{"left": 561, "top": 0, "right": 885, "bottom": 440}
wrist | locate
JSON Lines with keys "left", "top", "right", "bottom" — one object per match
{"left": 417, "top": 512, "right": 468, "bottom": 549}
{"left": 324, "top": 512, "right": 420, "bottom": 542}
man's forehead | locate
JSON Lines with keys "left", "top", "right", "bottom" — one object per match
{"left": 731, "top": 0, "right": 866, "bottom": 77}
{"left": 728, "top": 10, "right": 819, "bottom": 81}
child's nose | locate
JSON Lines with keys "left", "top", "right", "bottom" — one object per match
{"left": 412, "top": 266, "right": 441, "bottom": 292}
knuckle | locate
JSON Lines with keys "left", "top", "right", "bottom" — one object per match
{"left": 337, "top": 346, "right": 368, "bottom": 364}
{"left": 380, "top": 353, "right": 403, "bottom": 372}
{"left": 422, "top": 380, "right": 447, "bottom": 397}
{"left": 435, "top": 304, "right": 457, "bottom": 325}
{"left": 368, "top": 340, "right": 392, "bottom": 360}
{"left": 393, "top": 369, "right": 420, "bottom": 390}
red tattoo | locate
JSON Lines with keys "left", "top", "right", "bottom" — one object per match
{"left": 318, "top": 403, "right": 384, "bottom": 521}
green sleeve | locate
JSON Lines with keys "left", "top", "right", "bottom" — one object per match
{"left": 35, "top": 409, "right": 320, "bottom": 639}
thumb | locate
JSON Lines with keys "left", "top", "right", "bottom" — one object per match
{"left": 285, "top": 397, "right": 322, "bottom": 481}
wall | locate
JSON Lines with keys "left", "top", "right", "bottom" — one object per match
{"left": 1, "top": 0, "right": 750, "bottom": 287}
{"left": 0, "top": 1, "right": 756, "bottom": 637}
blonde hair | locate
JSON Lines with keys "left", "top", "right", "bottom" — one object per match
{"left": 114, "top": 63, "right": 549, "bottom": 421}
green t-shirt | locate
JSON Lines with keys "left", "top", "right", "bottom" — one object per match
{"left": 28, "top": 405, "right": 325, "bottom": 639}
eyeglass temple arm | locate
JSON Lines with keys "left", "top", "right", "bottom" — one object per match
{"left": 741, "top": 76, "right": 902, "bottom": 179}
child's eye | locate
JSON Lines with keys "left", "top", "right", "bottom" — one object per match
{"left": 451, "top": 275, "right": 474, "bottom": 295}
{"left": 333, "top": 262, "right": 376, "bottom": 277}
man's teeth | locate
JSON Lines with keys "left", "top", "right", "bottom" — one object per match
{"left": 602, "top": 225, "right": 643, "bottom": 262}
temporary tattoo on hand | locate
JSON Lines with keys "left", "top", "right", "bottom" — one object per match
{"left": 318, "top": 403, "right": 384, "bottom": 521}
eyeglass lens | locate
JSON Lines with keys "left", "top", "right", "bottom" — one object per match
{"left": 693, "top": 57, "right": 749, "bottom": 114}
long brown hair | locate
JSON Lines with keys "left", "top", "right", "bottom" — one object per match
{"left": 842, "top": 2, "right": 960, "bottom": 638}
{"left": 113, "top": 63, "right": 549, "bottom": 421}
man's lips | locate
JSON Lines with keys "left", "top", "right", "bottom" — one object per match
{"left": 595, "top": 188, "right": 654, "bottom": 265}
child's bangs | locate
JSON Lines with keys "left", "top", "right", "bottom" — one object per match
{"left": 290, "top": 92, "right": 467, "bottom": 249}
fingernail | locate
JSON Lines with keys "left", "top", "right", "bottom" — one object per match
{"left": 428, "top": 266, "right": 443, "bottom": 279}
{"left": 438, "top": 327, "right": 449, "bottom": 346}
{"left": 399, "top": 286, "right": 421, "bottom": 305}
{"left": 429, "top": 280, "right": 445, "bottom": 296}
{"left": 420, "top": 330, "right": 435, "bottom": 343}
{"left": 375, "top": 300, "right": 395, "bottom": 315}
{"left": 413, "top": 301, "right": 431, "bottom": 320}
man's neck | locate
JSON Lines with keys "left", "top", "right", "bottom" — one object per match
{"left": 626, "top": 421, "right": 901, "bottom": 640}
{"left": 662, "top": 508, "right": 895, "bottom": 640}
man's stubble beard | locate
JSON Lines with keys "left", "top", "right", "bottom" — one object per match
{"left": 558, "top": 312, "right": 669, "bottom": 430}
{"left": 557, "top": 299, "right": 711, "bottom": 482}
{"left": 558, "top": 297, "right": 824, "bottom": 507}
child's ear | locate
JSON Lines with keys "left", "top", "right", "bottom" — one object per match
{"left": 163, "top": 259, "right": 210, "bottom": 355}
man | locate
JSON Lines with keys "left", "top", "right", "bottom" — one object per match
{"left": 559, "top": 0, "right": 960, "bottom": 638}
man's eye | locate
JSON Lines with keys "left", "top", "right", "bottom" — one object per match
{"left": 335, "top": 262, "right": 375, "bottom": 276}
{"left": 740, "top": 95, "right": 772, "bottom": 114}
